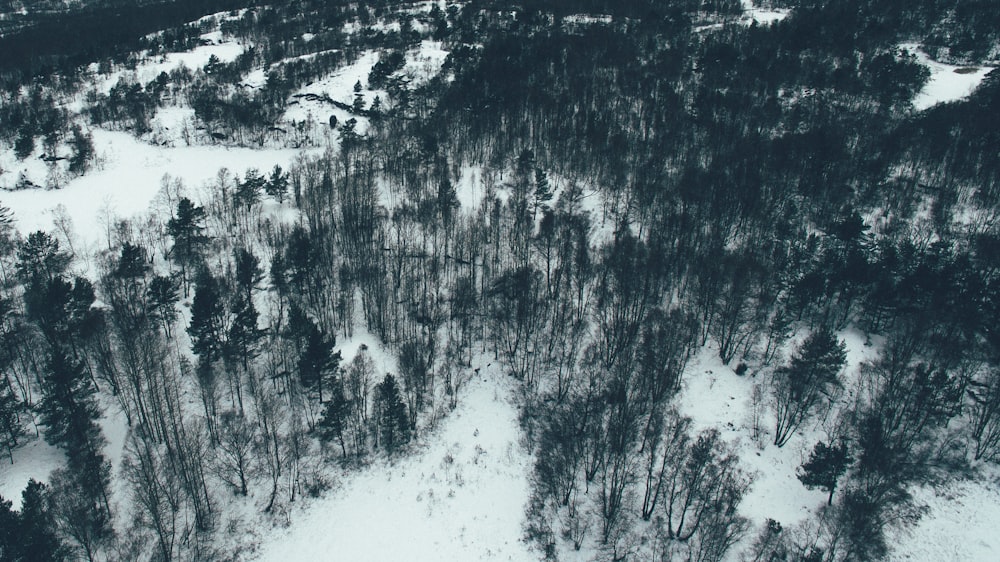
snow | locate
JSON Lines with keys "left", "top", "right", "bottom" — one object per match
{"left": 675, "top": 327, "right": 883, "bottom": 540}
{"left": 901, "top": 43, "right": 994, "bottom": 111}
{"left": 93, "top": 36, "right": 247, "bottom": 95}
{"left": 889, "top": 475, "right": 1000, "bottom": 562}
{"left": 740, "top": 0, "right": 791, "bottom": 25}
{"left": 0, "top": 436, "right": 65, "bottom": 509}
{"left": 562, "top": 14, "right": 613, "bottom": 26}
{"left": 402, "top": 41, "right": 450, "bottom": 86}
{"left": 254, "top": 358, "right": 537, "bottom": 562}
{"left": 676, "top": 346, "right": 828, "bottom": 528}
{"left": 2, "top": 129, "right": 314, "bottom": 250}
{"left": 283, "top": 50, "right": 382, "bottom": 133}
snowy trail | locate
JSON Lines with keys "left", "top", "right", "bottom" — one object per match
{"left": 255, "top": 364, "right": 539, "bottom": 562}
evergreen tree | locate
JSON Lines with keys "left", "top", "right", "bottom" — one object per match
{"left": 533, "top": 167, "right": 553, "bottom": 215}
{"left": 298, "top": 320, "right": 340, "bottom": 403}
{"left": 188, "top": 270, "right": 225, "bottom": 363}
{"left": 375, "top": 374, "right": 409, "bottom": 453}
{"left": 798, "top": 440, "right": 851, "bottom": 505}
{"left": 318, "top": 382, "right": 351, "bottom": 457}
{"left": 37, "top": 348, "right": 104, "bottom": 460}
{"left": 165, "top": 198, "right": 208, "bottom": 295}
{"left": 0, "top": 383, "right": 25, "bottom": 464}
{"left": 147, "top": 274, "right": 180, "bottom": 336}
{"left": 235, "top": 168, "right": 265, "bottom": 212}
{"left": 17, "top": 230, "right": 70, "bottom": 286}
{"left": 226, "top": 293, "right": 265, "bottom": 372}
{"left": 67, "top": 125, "right": 94, "bottom": 175}
{"left": 265, "top": 164, "right": 289, "bottom": 202}
{"left": 772, "top": 329, "right": 846, "bottom": 447}
{"left": 18, "top": 479, "right": 70, "bottom": 562}
{"left": 0, "top": 493, "right": 17, "bottom": 558}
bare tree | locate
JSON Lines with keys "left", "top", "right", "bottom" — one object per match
{"left": 215, "top": 411, "right": 256, "bottom": 496}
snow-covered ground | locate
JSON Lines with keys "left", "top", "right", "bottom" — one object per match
{"left": 889, "top": 473, "right": 1000, "bottom": 561}
{"left": 1, "top": 129, "right": 315, "bottom": 252}
{"left": 901, "top": 43, "right": 994, "bottom": 110}
{"left": 675, "top": 327, "right": 881, "bottom": 533}
{"left": 283, "top": 50, "right": 383, "bottom": 134}
{"left": 675, "top": 327, "right": 1000, "bottom": 562}
{"left": 92, "top": 32, "right": 247, "bottom": 95}
{"left": 0, "top": 436, "right": 64, "bottom": 509}
{"left": 402, "top": 40, "right": 450, "bottom": 87}
{"left": 254, "top": 358, "right": 537, "bottom": 562}
{"left": 741, "top": 0, "right": 791, "bottom": 26}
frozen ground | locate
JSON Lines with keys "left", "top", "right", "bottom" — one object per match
{"left": 1, "top": 129, "right": 316, "bottom": 252}
{"left": 254, "top": 357, "right": 538, "bottom": 562}
{"left": 283, "top": 50, "right": 382, "bottom": 134}
{"left": 901, "top": 43, "right": 994, "bottom": 110}
{"left": 0, "top": 435, "right": 64, "bottom": 509}
{"left": 675, "top": 328, "right": 881, "bottom": 533}
{"left": 741, "top": 0, "right": 791, "bottom": 25}
{"left": 889, "top": 472, "right": 1000, "bottom": 561}
{"left": 92, "top": 32, "right": 247, "bottom": 95}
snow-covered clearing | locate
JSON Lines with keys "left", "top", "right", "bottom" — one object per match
{"left": 741, "top": 0, "right": 791, "bottom": 25}
{"left": 1, "top": 129, "right": 315, "bottom": 251}
{"left": 254, "top": 359, "right": 538, "bottom": 562}
{"left": 676, "top": 328, "right": 880, "bottom": 531}
{"left": 889, "top": 473, "right": 1000, "bottom": 561}
{"left": 562, "top": 14, "right": 613, "bottom": 26}
{"left": 92, "top": 33, "right": 247, "bottom": 95}
{"left": 676, "top": 327, "right": 1000, "bottom": 562}
{"left": 402, "top": 40, "right": 450, "bottom": 86}
{"left": 900, "top": 43, "right": 994, "bottom": 110}
{"left": 0, "top": 436, "right": 64, "bottom": 509}
{"left": 283, "top": 50, "right": 382, "bottom": 133}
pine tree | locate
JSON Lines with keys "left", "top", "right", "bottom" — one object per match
{"left": 188, "top": 270, "right": 225, "bottom": 363}
{"left": 147, "top": 274, "right": 180, "bottom": 336}
{"left": 375, "top": 374, "right": 409, "bottom": 453}
{"left": 38, "top": 348, "right": 104, "bottom": 460}
{"left": 17, "top": 230, "right": 71, "bottom": 286}
{"left": 772, "top": 328, "right": 846, "bottom": 447}
{"left": 226, "top": 293, "right": 264, "bottom": 372}
{"left": 318, "top": 382, "right": 351, "bottom": 457}
{"left": 0, "top": 493, "right": 18, "bottom": 558}
{"left": 0, "top": 383, "right": 25, "bottom": 463}
{"left": 298, "top": 321, "right": 340, "bottom": 403}
{"left": 265, "top": 164, "right": 289, "bottom": 202}
{"left": 236, "top": 168, "right": 265, "bottom": 212}
{"left": 67, "top": 125, "right": 94, "bottom": 175}
{"left": 166, "top": 198, "right": 208, "bottom": 295}
{"left": 19, "top": 479, "right": 70, "bottom": 562}
{"left": 533, "top": 167, "right": 553, "bottom": 214}
{"left": 798, "top": 440, "right": 851, "bottom": 505}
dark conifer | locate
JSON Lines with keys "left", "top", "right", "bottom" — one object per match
{"left": 798, "top": 440, "right": 852, "bottom": 505}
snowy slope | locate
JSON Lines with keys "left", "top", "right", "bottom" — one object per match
{"left": 254, "top": 359, "right": 538, "bottom": 562}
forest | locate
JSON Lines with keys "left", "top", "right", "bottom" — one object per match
{"left": 1, "top": 0, "right": 1000, "bottom": 560}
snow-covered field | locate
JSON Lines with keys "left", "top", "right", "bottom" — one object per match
{"left": 254, "top": 357, "right": 537, "bottom": 562}
{"left": 1, "top": 129, "right": 316, "bottom": 252}
{"left": 901, "top": 43, "right": 994, "bottom": 110}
